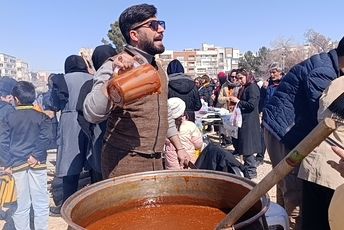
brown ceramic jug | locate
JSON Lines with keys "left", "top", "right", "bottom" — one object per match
{"left": 107, "top": 64, "right": 161, "bottom": 106}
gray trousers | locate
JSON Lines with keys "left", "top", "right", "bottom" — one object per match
{"left": 264, "top": 128, "right": 303, "bottom": 230}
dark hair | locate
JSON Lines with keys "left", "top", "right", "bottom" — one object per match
{"left": 167, "top": 59, "right": 184, "bottom": 75}
{"left": 119, "top": 4, "right": 157, "bottom": 44}
{"left": 337, "top": 36, "right": 344, "bottom": 57}
{"left": 92, "top": 45, "right": 117, "bottom": 71}
{"left": 0, "top": 76, "right": 17, "bottom": 97}
{"left": 237, "top": 68, "right": 256, "bottom": 85}
{"left": 227, "top": 69, "right": 237, "bottom": 82}
{"left": 201, "top": 74, "right": 210, "bottom": 83}
{"left": 64, "top": 55, "right": 88, "bottom": 74}
{"left": 12, "top": 81, "right": 36, "bottom": 105}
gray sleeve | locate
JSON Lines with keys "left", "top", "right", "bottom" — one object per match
{"left": 83, "top": 61, "right": 113, "bottom": 123}
{"left": 166, "top": 105, "right": 178, "bottom": 138}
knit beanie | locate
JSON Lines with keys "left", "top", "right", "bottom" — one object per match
{"left": 168, "top": 97, "right": 186, "bottom": 119}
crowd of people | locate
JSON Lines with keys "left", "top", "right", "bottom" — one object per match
{"left": 0, "top": 3, "right": 344, "bottom": 230}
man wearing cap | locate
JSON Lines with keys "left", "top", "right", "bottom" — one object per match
{"left": 257, "top": 63, "right": 284, "bottom": 165}
{"left": 261, "top": 62, "right": 284, "bottom": 110}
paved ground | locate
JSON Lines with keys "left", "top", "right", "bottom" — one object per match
{"left": 0, "top": 139, "right": 276, "bottom": 229}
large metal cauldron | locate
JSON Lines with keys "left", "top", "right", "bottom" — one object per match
{"left": 62, "top": 170, "right": 269, "bottom": 230}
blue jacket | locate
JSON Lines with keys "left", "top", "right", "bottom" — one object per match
{"left": 0, "top": 101, "right": 15, "bottom": 122}
{"left": 0, "top": 106, "right": 53, "bottom": 168}
{"left": 263, "top": 49, "right": 341, "bottom": 149}
{"left": 0, "top": 101, "right": 15, "bottom": 166}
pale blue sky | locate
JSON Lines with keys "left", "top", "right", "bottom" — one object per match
{"left": 0, "top": 0, "right": 342, "bottom": 72}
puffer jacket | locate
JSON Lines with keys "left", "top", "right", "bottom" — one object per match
{"left": 263, "top": 49, "right": 341, "bottom": 149}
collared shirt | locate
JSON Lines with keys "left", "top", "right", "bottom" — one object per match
{"left": 125, "top": 45, "right": 157, "bottom": 68}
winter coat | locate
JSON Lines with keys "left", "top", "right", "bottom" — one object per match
{"left": 195, "top": 142, "right": 246, "bottom": 176}
{"left": 263, "top": 49, "right": 341, "bottom": 149}
{"left": 217, "top": 82, "right": 241, "bottom": 109}
{"left": 237, "top": 83, "right": 261, "bottom": 156}
{"left": 0, "top": 102, "right": 15, "bottom": 166}
{"left": 0, "top": 106, "right": 53, "bottom": 168}
{"left": 198, "top": 83, "right": 214, "bottom": 106}
{"left": 76, "top": 79, "right": 104, "bottom": 174}
{"left": 298, "top": 77, "right": 344, "bottom": 190}
{"left": 0, "top": 101, "right": 14, "bottom": 122}
{"left": 55, "top": 72, "right": 91, "bottom": 177}
{"left": 54, "top": 56, "right": 92, "bottom": 177}
{"left": 164, "top": 119, "right": 203, "bottom": 169}
{"left": 168, "top": 73, "right": 202, "bottom": 122}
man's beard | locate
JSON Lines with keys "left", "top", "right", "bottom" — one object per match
{"left": 141, "top": 40, "right": 165, "bottom": 55}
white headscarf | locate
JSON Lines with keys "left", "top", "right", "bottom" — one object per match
{"left": 168, "top": 97, "right": 186, "bottom": 119}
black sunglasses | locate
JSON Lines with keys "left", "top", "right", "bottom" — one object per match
{"left": 132, "top": 20, "right": 166, "bottom": 31}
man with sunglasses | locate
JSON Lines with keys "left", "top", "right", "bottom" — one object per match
{"left": 83, "top": 4, "right": 190, "bottom": 179}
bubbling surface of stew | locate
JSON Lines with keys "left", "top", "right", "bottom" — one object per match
{"left": 86, "top": 204, "right": 227, "bottom": 230}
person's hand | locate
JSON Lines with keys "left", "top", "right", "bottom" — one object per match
{"left": 4, "top": 167, "right": 12, "bottom": 175}
{"left": 177, "top": 148, "right": 190, "bottom": 168}
{"left": 43, "top": 110, "right": 55, "bottom": 119}
{"left": 328, "top": 146, "right": 344, "bottom": 178}
{"left": 228, "top": 96, "right": 239, "bottom": 104}
{"left": 112, "top": 53, "right": 141, "bottom": 74}
{"left": 27, "top": 155, "right": 39, "bottom": 167}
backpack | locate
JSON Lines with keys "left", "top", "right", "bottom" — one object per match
{"left": 0, "top": 174, "right": 16, "bottom": 207}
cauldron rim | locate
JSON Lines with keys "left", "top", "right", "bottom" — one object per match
{"left": 62, "top": 170, "right": 270, "bottom": 229}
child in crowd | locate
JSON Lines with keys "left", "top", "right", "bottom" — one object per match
{"left": 164, "top": 97, "right": 203, "bottom": 169}
{"left": 0, "top": 81, "right": 53, "bottom": 230}
{"left": 164, "top": 97, "right": 248, "bottom": 177}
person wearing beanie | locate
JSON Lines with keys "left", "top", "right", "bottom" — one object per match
{"left": 256, "top": 62, "right": 284, "bottom": 166}
{"left": 165, "top": 98, "right": 249, "bottom": 177}
{"left": 260, "top": 62, "right": 284, "bottom": 110}
{"left": 167, "top": 59, "right": 201, "bottom": 122}
{"left": 164, "top": 97, "right": 203, "bottom": 169}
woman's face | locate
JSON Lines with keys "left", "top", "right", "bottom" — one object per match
{"left": 230, "top": 72, "right": 237, "bottom": 83}
{"left": 235, "top": 73, "right": 247, "bottom": 86}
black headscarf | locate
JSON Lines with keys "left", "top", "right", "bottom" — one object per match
{"left": 64, "top": 55, "right": 88, "bottom": 74}
{"left": 167, "top": 59, "right": 184, "bottom": 75}
{"left": 91, "top": 45, "right": 117, "bottom": 71}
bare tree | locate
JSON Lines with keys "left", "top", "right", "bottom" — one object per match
{"left": 255, "top": 30, "right": 336, "bottom": 77}
{"left": 305, "top": 29, "right": 334, "bottom": 54}
{"left": 268, "top": 37, "right": 309, "bottom": 73}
